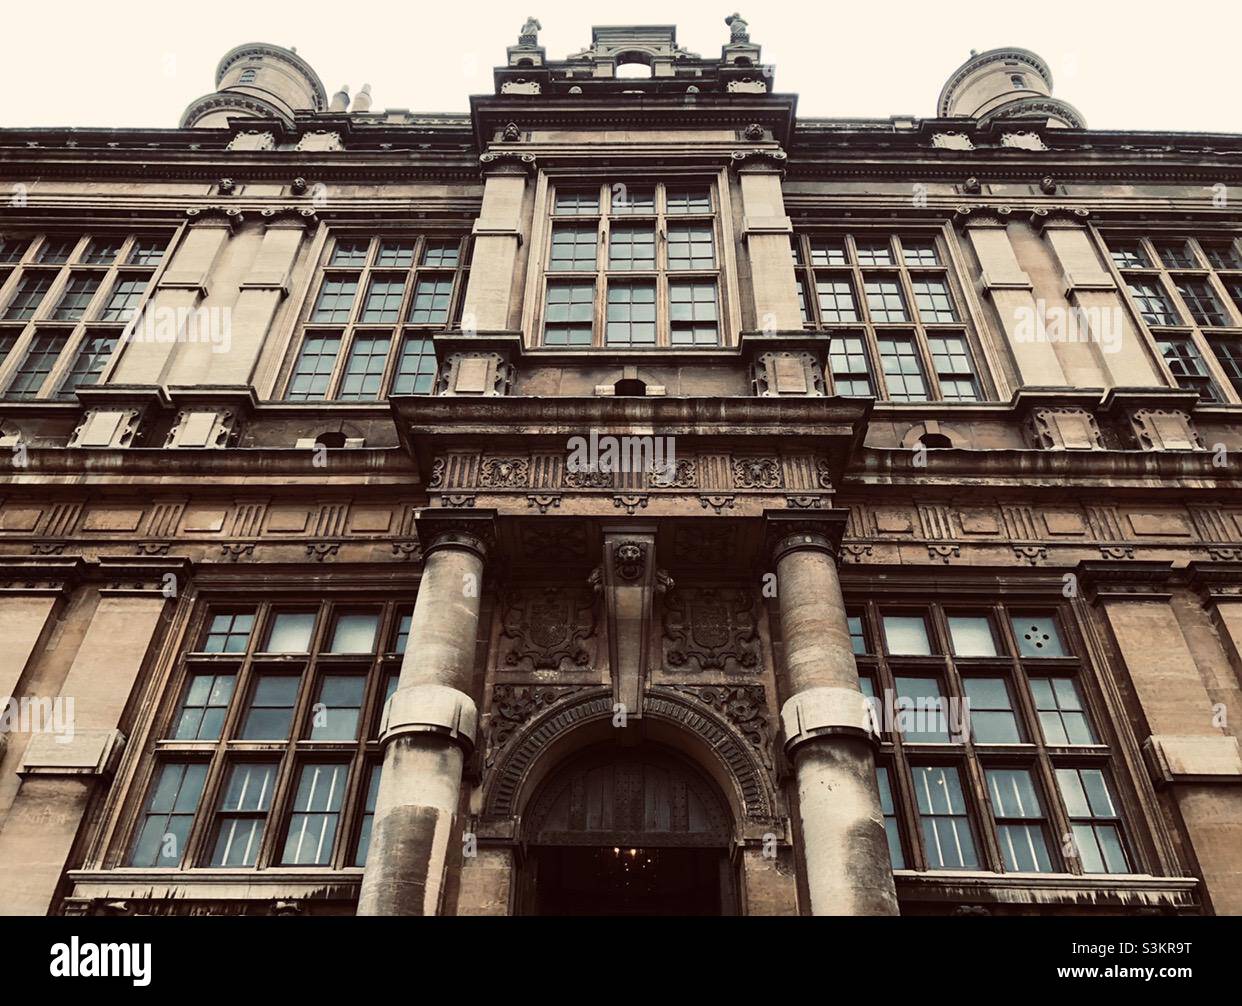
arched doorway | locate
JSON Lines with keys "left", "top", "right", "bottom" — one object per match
{"left": 519, "top": 743, "right": 737, "bottom": 915}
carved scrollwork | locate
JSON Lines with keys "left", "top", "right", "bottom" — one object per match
{"left": 647, "top": 458, "right": 697, "bottom": 488}
{"left": 479, "top": 456, "right": 529, "bottom": 488}
{"left": 671, "top": 684, "right": 772, "bottom": 767}
{"left": 500, "top": 586, "right": 596, "bottom": 671}
{"left": 663, "top": 587, "right": 761, "bottom": 674}
{"left": 732, "top": 457, "right": 782, "bottom": 489}
{"left": 564, "top": 468, "right": 613, "bottom": 489}
{"left": 487, "top": 684, "right": 588, "bottom": 759}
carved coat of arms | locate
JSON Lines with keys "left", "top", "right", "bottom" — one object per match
{"left": 663, "top": 587, "right": 761, "bottom": 674}
{"left": 501, "top": 586, "right": 596, "bottom": 671}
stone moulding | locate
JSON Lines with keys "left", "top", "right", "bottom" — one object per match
{"left": 483, "top": 686, "right": 776, "bottom": 823}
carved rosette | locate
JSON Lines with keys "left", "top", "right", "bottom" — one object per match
{"left": 500, "top": 586, "right": 597, "bottom": 671}
{"left": 663, "top": 587, "right": 761, "bottom": 674}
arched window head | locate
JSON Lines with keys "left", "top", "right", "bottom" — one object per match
{"left": 315, "top": 432, "right": 347, "bottom": 449}
{"left": 238, "top": 68, "right": 257, "bottom": 84}
{"left": 614, "top": 378, "right": 647, "bottom": 396}
{"left": 919, "top": 432, "right": 953, "bottom": 449}
{"left": 1010, "top": 74, "right": 1026, "bottom": 89}
{"left": 615, "top": 53, "right": 653, "bottom": 79}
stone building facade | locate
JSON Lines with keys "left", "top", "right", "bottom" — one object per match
{"left": 0, "top": 19, "right": 1240, "bottom": 916}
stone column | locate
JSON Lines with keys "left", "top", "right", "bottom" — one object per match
{"left": 765, "top": 511, "right": 899, "bottom": 916}
{"left": 357, "top": 510, "right": 494, "bottom": 916}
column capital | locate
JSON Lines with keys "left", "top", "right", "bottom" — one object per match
{"left": 762, "top": 509, "right": 849, "bottom": 566}
{"left": 478, "top": 150, "right": 537, "bottom": 176}
{"left": 414, "top": 508, "right": 497, "bottom": 563}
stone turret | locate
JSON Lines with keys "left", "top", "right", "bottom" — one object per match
{"left": 180, "top": 42, "right": 328, "bottom": 128}
{"left": 938, "top": 47, "right": 1085, "bottom": 128}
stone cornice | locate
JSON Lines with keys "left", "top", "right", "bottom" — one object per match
{"left": 1076, "top": 559, "right": 1176, "bottom": 601}
{"left": 1188, "top": 560, "right": 1242, "bottom": 603}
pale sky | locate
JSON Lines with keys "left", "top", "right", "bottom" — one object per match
{"left": 3, "top": 0, "right": 1239, "bottom": 133}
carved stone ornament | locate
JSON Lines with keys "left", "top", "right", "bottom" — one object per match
{"left": 1026, "top": 407, "right": 1102, "bottom": 450}
{"left": 427, "top": 456, "right": 446, "bottom": 488}
{"left": 517, "top": 17, "right": 542, "bottom": 46}
{"left": 647, "top": 458, "right": 697, "bottom": 488}
{"left": 664, "top": 587, "right": 761, "bottom": 674}
{"left": 487, "top": 684, "right": 587, "bottom": 758}
{"left": 725, "top": 12, "right": 750, "bottom": 43}
{"left": 479, "top": 456, "right": 529, "bottom": 487}
{"left": 500, "top": 586, "right": 596, "bottom": 671}
{"left": 564, "top": 468, "right": 614, "bottom": 489}
{"left": 479, "top": 151, "right": 536, "bottom": 173}
{"left": 614, "top": 541, "right": 647, "bottom": 581}
{"left": 743, "top": 122, "right": 765, "bottom": 141}
{"left": 502, "top": 122, "right": 522, "bottom": 142}
{"left": 732, "top": 457, "right": 782, "bottom": 489}
{"left": 1130, "top": 409, "right": 1204, "bottom": 452}
{"left": 671, "top": 684, "right": 772, "bottom": 767}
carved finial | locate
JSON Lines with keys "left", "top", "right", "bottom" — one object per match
{"left": 519, "top": 16, "right": 542, "bottom": 45}
{"left": 725, "top": 13, "right": 750, "bottom": 44}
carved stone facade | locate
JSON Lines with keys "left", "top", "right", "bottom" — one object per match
{"left": 0, "top": 20, "right": 1239, "bottom": 921}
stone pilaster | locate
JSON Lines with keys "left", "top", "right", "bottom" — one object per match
{"left": 109, "top": 208, "right": 236, "bottom": 385}
{"left": 174, "top": 207, "right": 314, "bottom": 386}
{"left": 1034, "top": 209, "right": 1163, "bottom": 387}
{"left": 0, "top": 558, "right": 81, "bottom": 715}
{"left": 1079, "top": 560, "right": 1242, "bottom": 915}
{"left": 958, "top": 208, "right": 1066, "bottom": 390}
{"left": 460, "top": 156, "right": 533, "bottom": 333}
{"left": 765, "top": 510, "right": 899, "bottom": 916}
{"left": 357, "top": 509, "right": 495, "bottom": 916}
{"left": 0, "top": 556, "right": 188, "bottom": 915}
{"left": 732, "top": 154, "right": 803, "bottom": 332}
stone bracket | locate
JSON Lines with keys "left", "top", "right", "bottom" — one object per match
{"left": 19, "top": 728, "right": 126, "bottom": 778}
{"left": 1143, "top": 734, "right": 1242, "bottom": 785}
{"left": 380, "top": 684, "right": 479, "bottom": 753}
{"left": 780, "top": 686, "right": 880, "bottom": 755}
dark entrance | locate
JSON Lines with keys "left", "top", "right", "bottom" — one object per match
{"left": 532, "top": 846, "right": 725, "bottom": 915}
{"left": 519, "top": 744, "right": 737, "bottom": 916}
